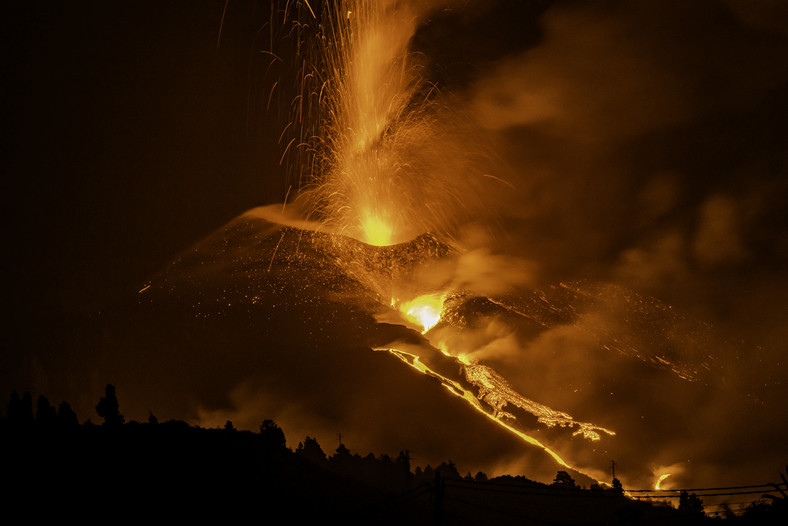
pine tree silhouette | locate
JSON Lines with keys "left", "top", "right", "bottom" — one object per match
{"left": 95, "top": 384, "right": 124, "bottom": 427}
{"left": 259, "top": 419, "right": 286, "bottom": 450}
{"left": 7, "top": 390, "right": 35, "bottom": 426}
{"left": 57, "top": 401, "right": 79, "bottom": 427}
{"left": 296, "top": 436, "right": 327, "bottom": 465}
{"left": 36, "top": 395, "right": 57, "bottom": 427}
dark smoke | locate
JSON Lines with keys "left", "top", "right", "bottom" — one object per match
{"left": 420, "top": 0, "right": 788, "bottom": 487}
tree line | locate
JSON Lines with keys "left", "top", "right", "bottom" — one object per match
{"left": 1, "top": 385, "right": 784, "bottom": 525}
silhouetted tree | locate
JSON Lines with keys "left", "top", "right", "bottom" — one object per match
{"left": 678, "top": 490, "right": 704, "bottom": 517}
{"left": 296, "top": 436, "right": 327, "bottom": 465}
{"left": 435, "top": 461, "right": 460, "bottom": 480}
{"left": 611, "top": 477, "right": 623, "bottom": 494}
{"left": 6, "top": 391, "right": 20, "bottom": 422}
{"left": 7, "top": 390, "right": 35, "bottom": 426}
{"left": 95, "top": 384, "right": 124, "bottom": 426}
{"left": 474, "top": 471, "right": 488, "bottom": 482}
{"left": 57, "top": 401, "right": 79, "bottom": 427}
{"left": 395, "top": 449, "right": 411, "bottom": 473}
{"left": 224, "top": 420, "right": 235, "bottom": 431}
{"left": 552, "top": 470, "right": 577, "bottom": 489}
{"left": 147, "top": 412, "right": 158, "bottom": 425}
{"left": 395, "top": 449, "right": 412, "bottom": 486}
{"left": 330, "top": 442, "right": 353, "bottom": 474}
{"left": 259, "top": 419, "right": 286, "bottom": 450}
{"left": 36, "top": 395, "right": 58, "bottom": 427}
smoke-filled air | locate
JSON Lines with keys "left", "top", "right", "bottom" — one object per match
{"left": 140, "top": 0, "right": 785, "bottom": 492}
{"left": 26, "top": 0, "right": 783, "bottom": 512}
{"left": 143, "top": 0, "right": 785, "bottom": 496}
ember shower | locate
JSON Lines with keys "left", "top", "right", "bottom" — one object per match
{"left": 282, "top": 0, "right": 501, "bottom": 245}
{"left": 272, "top": 0, "right": 615, "bottom": 468}
{"left": 130, "top": 0, "right": 785, "bottom": 497}
{"left": 250, "top": 0, "right": 625, "bottom": 484}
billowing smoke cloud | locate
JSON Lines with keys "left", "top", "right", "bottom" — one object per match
{"left": 16, "top": 0, "right": 783, "bottom": 496}
{"left": 425, "top": 0, "right": 788, "bottom": 327}
{"left": 176, "top": 0, "right": 788, "bottom": 489}
{"left": 409, "top": 0, "right": 788, "bottom": 488}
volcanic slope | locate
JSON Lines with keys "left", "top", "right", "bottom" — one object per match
{"left": 105, "top": 208, "right": 572, "bottom": 481}
{"left": 99, "top": 207, "right": 779, "bottom": 489}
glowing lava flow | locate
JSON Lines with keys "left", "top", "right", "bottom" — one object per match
{"left": 395, "top": 293, "right": 445, "bottom": 333}
{"left": 463, "top": 362, "right": 615, "bottom": 442}
{"left": 276, "top": 0, "right": 616, "bottom": 481}
{"left": 383, "top": 291, "right": 615, "bottom": 475}
{"left": 655, "top": 473, "right": 671, "bottom": 490}
{"left": 374, "top": 347, "right": 572, "bottom": 469}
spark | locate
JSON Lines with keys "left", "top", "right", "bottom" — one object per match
{"left": 217, "top": 0, "right": 229, "bottom": 48}
{"left": 482, "top": 173, "right": 516, "bottom": 189}
{"left": 275, "top": 0, "right": 505, "bottom": 245}
{"left": 282, "top": 185, "right": 293, "bottom": 214}
{"left": 303, "top": 0, "right": 317, "bottom": 19}
{"left": 268, "top": 232, "right": 287, "bottom": 272}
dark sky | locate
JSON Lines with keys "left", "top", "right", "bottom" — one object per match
{"left": 3, "top": 0, "right": 788, "bottom": 491}
{"left": 3, "top": 0, "right": 290, "bottom": 394}
{"left": 5, "top": 1, "right": 283, "bottom": 311}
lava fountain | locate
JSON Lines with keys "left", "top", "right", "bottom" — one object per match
{"left": 283, "top": 0, "right": 504, "bottom": 246}
{"left": 267, "top": 0, "right": 616, "bottom": 483}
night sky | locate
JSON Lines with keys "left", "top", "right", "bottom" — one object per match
{"left": 4, "top": 1, "right": 282, "bottom": 386}
{"left": 3, "top": 0, "right": 788, "bottom": 490}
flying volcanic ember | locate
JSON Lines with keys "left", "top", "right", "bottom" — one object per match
{"left": 131, "top": 0, "right": 785, "bottom": 495}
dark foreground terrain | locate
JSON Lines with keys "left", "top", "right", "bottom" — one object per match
{"left": 2, "top": 388, "right": 785, "bottom": 525}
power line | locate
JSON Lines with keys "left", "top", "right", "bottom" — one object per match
{"left": 627, "top": 483, "right": 778, "bottom": 492}
{"left": 443, "top": 476, "right": 786, "bottom": 500}
{"left": 633, "top": 489, "right": 778, "bottom": 498}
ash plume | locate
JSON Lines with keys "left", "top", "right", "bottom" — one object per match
{"left": 415, "top": 0, "right": 788, "bottom": 488}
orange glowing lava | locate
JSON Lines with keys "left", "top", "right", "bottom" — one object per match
{"left": 362, "top": 212, "right": 394, "bottom": 246}
{"left": 397, "top": 293, "right": 445, "bottom": 333}
{"left": 376, "top": 347, "right": 574, "bottom": 470}
{"left": 283, "top": 0, "right": 503, "bottom": 247}
{"left": 273, "top": 1, "right": 616, "bottom": 486}
{"left": 655, "top": 473, "right": 671, "bottom": 490}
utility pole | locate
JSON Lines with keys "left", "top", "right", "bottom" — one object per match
{"left": 610, "top": 460, "right": 623, "bottom": 493}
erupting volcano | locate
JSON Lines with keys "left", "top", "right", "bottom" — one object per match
{"left": 259, "top": 0, "right": 620, "bottom": 480}
{"left": 7, "top": 0, "right": 788, "bottom": 519}
{"left": 116, "top": 0, "right": 787, "bottom": 494}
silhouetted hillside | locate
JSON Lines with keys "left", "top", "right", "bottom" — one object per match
{"left": 2, "top": 388, "right": 786, "bottom": 525}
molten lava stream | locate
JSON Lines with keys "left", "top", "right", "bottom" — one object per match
{"left": 394, "top": 293, "right": 445, "bottom": 333}
{"left": 381, "top": 289, "right": 614, "bottom": 483}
